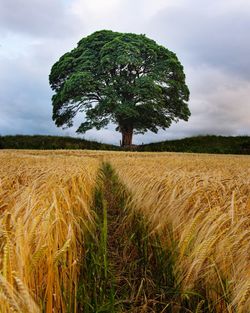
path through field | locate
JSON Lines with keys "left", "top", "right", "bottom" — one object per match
{"left": 108, "top": 163, "right": 180, "bottom": 312}
{"left": 80, "top": 163, "right": 174, "bottom": 312}
{"left": 0, "top": 150, "right": 249, "bottom": 313}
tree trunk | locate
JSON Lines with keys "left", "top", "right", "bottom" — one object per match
{"left": 121, "top": 127, "right": 133, "bottom": 147}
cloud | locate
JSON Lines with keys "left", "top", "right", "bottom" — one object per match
{"left": 0, "top": 0, "right": 82, "bottom": 38}
{"left": 147, "top": 0, "right": 250, "bottom": 78}
{"left": 0, "top": 55, "right": 54, "bottom": 135}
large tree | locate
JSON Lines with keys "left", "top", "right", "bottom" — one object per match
{"left": 49, "top": 30, "right": 190, "bottom": 146}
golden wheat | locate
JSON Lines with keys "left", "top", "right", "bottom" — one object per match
{"left": 111, "top": 152, "right": 250, "bottom": 312}
{"left": 0, "top": 150, "right": 99, "bottom": 313}
{"left": 1, "top": 150, "right": 249, "bottom": 312}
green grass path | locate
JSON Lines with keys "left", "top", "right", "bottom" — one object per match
{"left": 77, "top": 163, "right": 210, "bottom": 313}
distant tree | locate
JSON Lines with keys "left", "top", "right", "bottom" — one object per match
{"left": 49, "top": 30, "right": 190, "bottom": 146}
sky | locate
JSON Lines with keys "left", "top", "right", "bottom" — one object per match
{"left": 0, "top": 0, "right": 250, "bottom": 145}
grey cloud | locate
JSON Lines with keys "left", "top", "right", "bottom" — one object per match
{"left": 0, "top": 0, "right": 82, "bottom": 38}
{"left": 0, "top": 55, "right": 58, "bottom": 135}
{"left": 147, "top": 0, "right": 250, "bottom": 79}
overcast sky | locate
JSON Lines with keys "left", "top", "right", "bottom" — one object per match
{"left": 0, "top": 0, "right": 250, "bottom": 145}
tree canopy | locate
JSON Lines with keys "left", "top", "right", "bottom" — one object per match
{"left": 49, "top": 30, "right": 190, "bottom": 146}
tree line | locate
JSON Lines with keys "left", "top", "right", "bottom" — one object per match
{"left": 0, "top": 135, "right": 249, "bottom": 154}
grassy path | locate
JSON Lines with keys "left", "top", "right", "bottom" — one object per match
{"left": 78, "top": 162, "right": 208, "bottom": 312}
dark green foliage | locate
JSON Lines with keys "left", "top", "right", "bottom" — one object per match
{"left": 49, "top": 30, "right": 190, "bottom": 145}
{"left": 140, "top": 135, "right": 250, "bottom": 154}
{"left": 0, "top": 135, "right": 118, "bottom": 150}
{"left": 0, "top": 134, "right": 249, "bottom": 155}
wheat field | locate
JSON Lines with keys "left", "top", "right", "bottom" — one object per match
{"left": 111, "top": 153, "right": 250, "bottom": 312}
{"left": 0, "top": 150, "right": 99, "bottom": 312}
{"left": 0, "top": 150, "right": 249, "bottom": 312}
